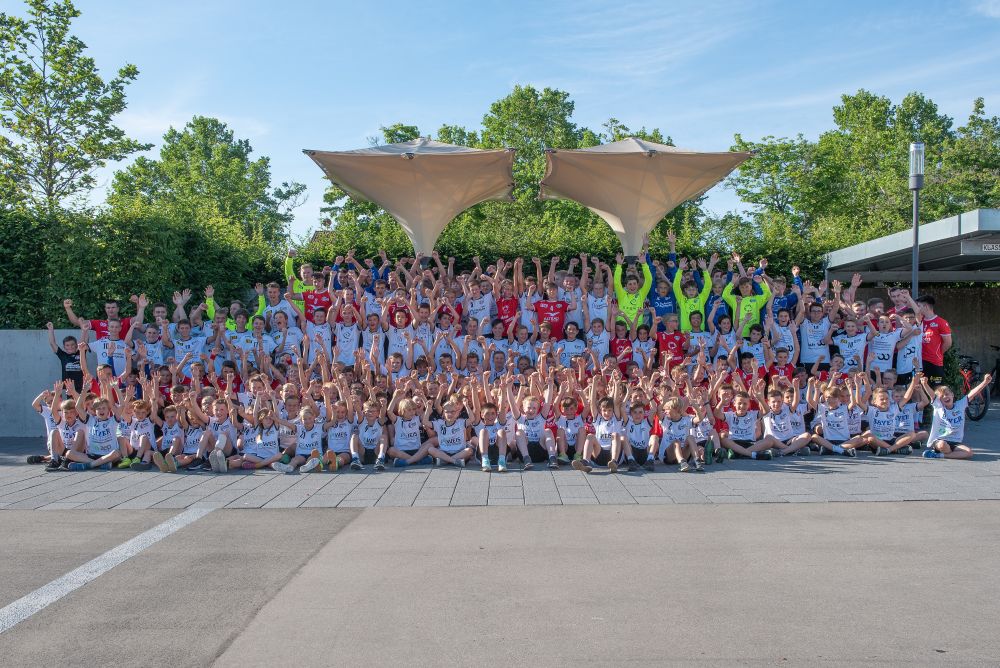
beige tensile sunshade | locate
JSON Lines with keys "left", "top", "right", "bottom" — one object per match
{"left": 304, "top": 138, "right": 515, "bottom": 256}
{"left": 539, "top": 137, "right": 751, "bottom": 257}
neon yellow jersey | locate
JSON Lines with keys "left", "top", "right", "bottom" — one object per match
{"left": 613, "top": 262, "right": 652, "bottom": 324}
{"left": 206, "top": 295, "right": 266, "bottom": 331}
{"left": 673, "top": 270, "right": 711, "bottom": 332}
{"left": 722, "top": 280, "right": 771, "bottom": 337}
{"left": 285, "top": 256, "right": 315, "bottom": 313}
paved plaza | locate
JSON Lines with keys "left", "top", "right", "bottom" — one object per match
{"left": 2, "top": 409, "right": 998, "bottom": 510}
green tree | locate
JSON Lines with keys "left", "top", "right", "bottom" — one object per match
{"left": 0, "top": 0, "right": 150, "bottom": 212}
{"left": 935, "top": 97, "right": 1000, "bottom": 215}
{"left": 109, "top": 116, "right": 305, "bottom": 277}
{"left": 726, "top": 134, "right": 817, "bottom": 232}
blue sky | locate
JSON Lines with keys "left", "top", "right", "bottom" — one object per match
{"left": 65, "top": 0, "right": 1000, "bottom": 237}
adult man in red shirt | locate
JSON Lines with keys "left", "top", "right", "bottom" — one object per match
{"left": 911, "top": 293, "right": 952, "bottom": 387}
{"left": 528, "top": 282, "right": 574, "bottom": 341}
{"left": 63, "top": 298, "right": 133, "bottom": 340}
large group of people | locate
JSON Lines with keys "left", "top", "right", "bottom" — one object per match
{"left": 31, "top": 231, "right": 990, "bottom": 476}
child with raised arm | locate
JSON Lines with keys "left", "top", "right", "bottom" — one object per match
{"left": 920, "top": 373, "right": 991, "bottom": 459}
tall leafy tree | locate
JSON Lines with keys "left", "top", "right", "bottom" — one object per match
{"left": 0, "top": 0, "right": 150, "bottom": 212}
{"left": 110, "top": 116, "right": 305, "bottom": 253}
{"left": 935, "top": 97, "right": 1000, "bottom": 216}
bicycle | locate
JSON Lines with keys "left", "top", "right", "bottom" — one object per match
{"left": 958, "top": 354, "right": 989, "bottom": 421}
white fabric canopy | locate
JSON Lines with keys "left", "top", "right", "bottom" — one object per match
{"left": 539, "top": 137, "right": 751, "bottom": 255}
{"left": 305, "top": 138, "right": 515, "bottom": 255}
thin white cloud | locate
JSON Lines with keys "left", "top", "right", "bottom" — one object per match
{"left": 973, "top": 1, "right": 1000, "bottom": 18}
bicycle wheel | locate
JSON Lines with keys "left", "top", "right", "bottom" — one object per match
{"left": 966, "top": 386, "right": 990, "bottom": 421}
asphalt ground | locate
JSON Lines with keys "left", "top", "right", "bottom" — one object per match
{"left": 3, "top": 503, "right": 999, "bottom": 666}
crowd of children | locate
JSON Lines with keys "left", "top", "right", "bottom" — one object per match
{"left": 32, "top": 232, "right": 990, "bottom": 475}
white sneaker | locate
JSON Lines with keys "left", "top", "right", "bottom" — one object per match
{"left": 300, "top": 457, "right": 321, "bottom": 473}
{"left": 208, "top": 449, "right": 223, "bottom": 472}
{"left": 455, "top": 457, "right": 466, "bottom": 468}
{"left": 271, "top": 461, "right": 294, "bottom": 474}
{"left": 214, "top": 450, "right": 228, "bottom": 473}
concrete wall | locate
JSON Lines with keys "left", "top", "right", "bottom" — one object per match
{"left": 2, "top": 287, "right": 998, "bottom": 437}
{"left": 0, "top": 329, "right": 92, "bottom": 439}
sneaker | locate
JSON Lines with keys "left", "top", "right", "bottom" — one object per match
{"left": 301, "top": 457, "right": 321, "bottom": 473}
{"left": 200, "top": 459, "right": 213, "bottom": 471}
{"left": 726, "top": 448, "right": 735, "bottom": 460}
{"left": 45, "top": 457, "right": 62, "bottom": 472}
{"left": 393, "top": 458, "right": 408, "bottom": 468}
{"left": 67, "top": 462, "right": 89, "bottom": 471}
{"left": 795, "top": 447, "right": 810, "bottom": 456}
{"left": 643, "top": 459, "right": 654, "bottom": 472}
{"left": 678, "top": 460, "right": 690, "bottom": 473}
{"left": 922, "top": 449, "right": 943, "bottom": 459}
{"left": 434, "top": 457, "right": 445, "bottom": 467}
{"left": 116, "top": 457, "right": 132, "bottom": 469}
{"left": 152, "top": 451, "right": 168, "bottom": 472}
{"left": 693, "top": 458, "right": 705, "bottom": 472}
{"left": 571, "top": 459, "right": 593, "bottom": 473}
{"left": 26, "top": 455, "right": 47, "bottom": 465}
{"left": 96, "top": 463, "right": 112, "bottom": 470}
{"left": 547, "top": 455, "right": 558, "bottom": 469}
{"left": 715, "top": 448, "right": 726, "bottom": 464}
{"left": 842, "top": 448, "right": 857, "bottom": 458}
{"left": 627, "top": 459, "right": 638, "bottom": 472}
{"left": 165, "top": 453, "right": 178, "bottom": 473}
{"left": 897, "top": 445, "right": 913, "bottom": 456}
{"left": 757, "top": 449, "right": 773, "bottom": 461}
{"left": 374, "top": 458, "right": 386, "bottom": 471}
{"left": 271, "top": 461, "right": 294, "bottom": 474}
{"left": 557, "top": 453, "right": 571, "bottom": 464}
{"left": 184, "top": 457, "right": 204, "bottom": 471}
{"left": 819, "top": 447, "right": 833, "bottom": 456}
{"left": 608, "top": 459, "right": 618, "bottom": 473}
{"left": 481, "top": 456, "right": 492, "bottom": 472}
{"left": 455, "top": 457, "right": 466, "bottom": 468}
{"left": 208, "top": 449, "right": 225, "bottom": 473}
{"left": 130, "top": 459, "right": 152, "bottom": 471}
{"left": 875, "top": 446, "right": 890, "bottom": 457}
{"left": 522, "top": 459, "right": 534, "bottom": 470}
{"left": 350, "top": 458, "right": 362, "bottom": 471}
{"left": 497, "top": 456, "right": 508, "bottom": 473}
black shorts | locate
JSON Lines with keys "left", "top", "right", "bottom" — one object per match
{"left": 731, "top": 439, "right": 754, "bottom": 448}
{"left": 527, "top": 441, "right": 549, "bottom": 463}
{"left": 631, "top": 446, "right": 649, "bottom": 465}
{"left": 401, "top": 448, "right": 419, "bottom": 458}
{"left": 593, "top": 449, "right": 615, "bottom": 466}
{"left": 896, "top": 372, "right": 913, "bottom": 386}
{"left": 362, "top": 448, "right": 379, "bottom": 465}
{"left": 923, "top": 362, "right": 945, "bottom": 387}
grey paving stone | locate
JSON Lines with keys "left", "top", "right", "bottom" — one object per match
{"left": 337, "top": 498, "right": 378, "bottom": 507}
{"left": 449, "top": 495, "right": 487, "bottom": 506}
{"left": 36, "top": 501, "right": 84, "bottom": 510}
{"left": 299, "top": 495, "right": 347, "bottom": 508}
{"left": 112, "top": 490, "right": 181, "bottom": 510}
{"left": 560, "top": 496, "right": 599, "bottom": 504}
{"left": 487, "top": 486, "right": 523, "bottom": 500}
{"left": 634, "top": 496, "right": 676, "bottom": 504}
{"left": 486, "top": 497, "right": 524, "bottom": 506}
{"left": 413, "top": 498, "right": 451, "bottom": 507}
{"left": 487, "top": 474, "right": 523, "bottom": 487}
{"left": 415, "top": 486, "right": 454, "bottom": 501}
{"left": 424, "top": 471, "right": 461, "bottom": 487}
{"left": 779, "top": 494, "right": 826, "bottom": 503}
{"left": 595, "top": 493, "right": 637, "bottom": 505}
{"left": 524, "top": 493, "right": 562, "bottom": 506}
{"left": 706, "top": 495, "right": 749, "bottom": 504}
{"left": 343, "top": 487, "right": 385, "bottom": 501}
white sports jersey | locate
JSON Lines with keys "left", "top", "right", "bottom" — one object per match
{"left": 896, "top": 336, "right": 921, "bottom": 375}
{"left": 631, "top": 338, "right": 656, "bottom": 370}
{"left": 772, "top": 325, "right": 796, "bottom": 355}
{"left": 160, "top": 421, "right": 183, "bottom": 447}
{"left": 869, "top": 330, "right": 902, "bottom": 372}
{"left": 847, "top": 406, "right": 863, "bottom": 435}
{"left": 894, "top": 402, "right": 919, "bottom": 433}
{"left": 625, "top": 418, "right": 653, "bottom": 450}
{"left": 393, "top": 416, "right": 423, "bottom": 450}
{"left": 586, "top": 293, "right": 609, "bottom": 327}
{"left": 763, "top": 406, "right": 796, "bottom": 441}
{"left": 586, "top": 330, "right": 610, "bottom": 362}
{"left": 833, "top": 332, "right": 867, "bottom": 371}
{"left": 741, "top": 340, "right": 766, "bottom": 367}
{"left": 86, "top": 417, "right": 119, "bottom": 455}
{"left": 247, "top": 426, "right": 281, "bottom": 460}
{"left": 788, "top": 403, "right": 807, "bottom": 433}
{"left": 866, "top": 405, "right": 897, "bottom": 441}
{"left": 128, "top": 417, "right": 156, "bottom": 450}
{"left": 39, "top": 405, "right": 58, "bottom": 436}
{"left": 662, "top": 416, "right": 693, "bottom": 442}
{"left": 555, "top": 414, "right": 585, "bottom": 446}
{"left": 209, "top": 418, "right": 239, "bottom": 450}
{"left": 183, "top": 426, "right": 205, "bottom": 455}
{"left": 517, "top": 414, "right": 547, "bottom": 442}
{"left": 713, "top": 328, "right": 739, "bottom": 361}
{"left": 432, "top": 418, "right": 468, "bottom": 453}
{"left": 816, "top": 403, "right": 850, "bottom": 442}
{"left": 357, "top": 419, "right": 385, "bottom": 449}
{"left": 799, "top": 318, "right": 830, "bottom": 364}
{"left": 326, "top": 419, "right": 356, "bottom": 454}
{"left": 929, "top": 397, "right": 967, "bottom": 443}
{"left": 592, "top": 416, "right": 622, "bottom": 449}
{"left": 466, "top": 293, "right": 496, "bottom": 323}
{"left": 335, "top": 323, "right": 361, "bottom": 365}
{"left": 557, "top": 338, "right": 587, "bottom": 367}
{"left": 724, "top": 410, "right": 758, "bottom": 442}
{"left": 56, "top": 418, "right": 84, "bottom": 451}
{"left": 295, "top": 422, "right": 325, "bottom": 456}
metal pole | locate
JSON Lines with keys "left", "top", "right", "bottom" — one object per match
{"left": 912, "top": 189, "right": 919, "bottom": 297}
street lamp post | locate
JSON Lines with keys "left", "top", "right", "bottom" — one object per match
{"left": 909, "top": 142, "right": 925, "bottom": 296}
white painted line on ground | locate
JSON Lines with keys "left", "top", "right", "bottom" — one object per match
{"left": 0, "top": 507, "right": 214, "bottom": 634}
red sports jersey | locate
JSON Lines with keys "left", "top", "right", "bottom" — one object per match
{"left": 303, "top": 290, "right": 332, "bottom": 315}
{"left": 89, "top": 317, "right": 131, "bottom": 340}
{"left": 920, "top": 315, "right": 951, "bottom": 366}
{"left": 768, "top": 363, "right": 795, "bottom": 383}
{"left": 735, "top": 366, "right": 768, "bottom": 389}
{"left": 496, "top": 297, "right": 519, "bottom": 327}
{"left": 815, "top": 370, "right": 847, "bottom": 385}
{"left": 656, "top": 331, "right": 688, "bottom": 366}
{"left": 609, "top": 336, "right": 632, "bottom": 372}
{"left": 388, "top": 303, "right": 412, "bottom": 328}
{"left": 534, "top": 300, "right": 569, "bottom": 340}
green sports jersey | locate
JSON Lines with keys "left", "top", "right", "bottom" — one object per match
{"left": 673, "top": 270, "right": 711, "bottom": 332}
{"left": 613, "top": 262, "right": 652, "bottom": 324}
{"left": 285, "top": 256, "right": 315, "bottom": 313}
{"left": 722, "top": 280, "right": 771, "bottom": 337}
